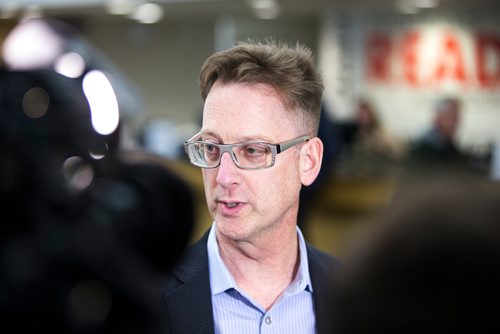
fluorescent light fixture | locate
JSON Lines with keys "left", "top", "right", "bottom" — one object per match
{"left": 247, "top": 0, "right": 281, "bottom": 20}
{"left": 414, "top": 0, "right": 439, "bottom": 9}
{"left": 130, "top": 2, "right": 164, "bottom": 24}
{"left": 397, "top": 0, "right": 439, "bottom": 14}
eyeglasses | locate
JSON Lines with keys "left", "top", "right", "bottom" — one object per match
{"left": 184, "top": 133, "right": 310, "bottom": 170}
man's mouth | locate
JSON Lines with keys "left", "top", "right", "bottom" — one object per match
{"left": 217, "top": 200, "right": 242, "bottom": 209}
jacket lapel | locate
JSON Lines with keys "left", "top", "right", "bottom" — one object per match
{"left": 307, "top": 243, "right": 341, "bottom": 334}
{"left": 162, "top": 232, "right": 215, "bottom": 334}
{"left": 162, "top": 233, "right": 339, "bottom": 334}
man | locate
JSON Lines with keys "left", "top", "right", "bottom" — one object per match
{"left": 408, "top": 96, "right": 468, "bottom": 170}
{"left": 162, "top": 39, "right": 340, "bottom": 334}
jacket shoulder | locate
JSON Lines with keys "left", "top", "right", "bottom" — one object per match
{"left": 161, "top": 231, "right": 215, "bottom": 334}
{"left": 162, "top": 232, "right": 210, "bottom": 291}
{"left": 306, "top": 242, "right": 342, "bottom": 273}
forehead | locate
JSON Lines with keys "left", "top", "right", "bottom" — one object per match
{"left": 201, "top": 81, "right": 295, "bottom": 141}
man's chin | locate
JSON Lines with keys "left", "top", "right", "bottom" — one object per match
{"left": 215, "top": 220, "right": 252, "bottom": 241}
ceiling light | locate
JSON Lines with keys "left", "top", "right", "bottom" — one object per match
{"left": 396, "top": 0, "right": 420, "bottom": 14}
{"left": 130, "top": 2, "right": 164, "bottom": 24}
{"left": 414, "top": 0, "right": 439, "bottom": 9}
{"left": 247, "top": 0, "right": 280, "bottom": 20}
{"left": 106, "top": 0, "right": 137, "bottom": 15}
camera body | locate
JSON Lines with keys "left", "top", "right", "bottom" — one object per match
{"left": 0, "top": 68, "right": 193, "bottom": 332}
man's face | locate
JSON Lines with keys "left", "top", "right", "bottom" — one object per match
{"left": 200, "top": 81, "right": 303, "bottom": 242}
{"left": 436, "top": 101, "right": 460, "bottom": 139}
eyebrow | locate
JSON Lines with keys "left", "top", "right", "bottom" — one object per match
{"left": 199, "top": 131, "right": 274, "bottom": 144}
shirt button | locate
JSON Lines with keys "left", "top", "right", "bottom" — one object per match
{"left": 265, "top": 316, "right": 272, "bottom": 325}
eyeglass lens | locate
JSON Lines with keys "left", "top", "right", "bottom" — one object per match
{"left": 198, "top": 142, "right": 273, "bottom": 168}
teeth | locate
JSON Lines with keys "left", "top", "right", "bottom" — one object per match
{"left": 226, "top": 203, "right": 238, "bottom": 208}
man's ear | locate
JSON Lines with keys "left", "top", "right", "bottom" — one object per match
{"left": 299, "top": 137, "right": 323, "bottom": 186}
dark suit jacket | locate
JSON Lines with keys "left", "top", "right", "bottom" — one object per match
{"left": 162, "top": 230, "right": 341, "bottom": 334}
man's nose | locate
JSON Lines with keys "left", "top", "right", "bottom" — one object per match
{"left": 216, "top": 151, "right": 241, "bottom": 187}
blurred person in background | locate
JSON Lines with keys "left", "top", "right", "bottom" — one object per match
{"left": 335, "top": 97, "right": 406, "bottom": 178}
{"left": 162, "top": 38, "right": 341, "bottom": 334}
{"left": 407, "top": 96, "right": 470, "bottom": 173}
{"left": 0, "top": 18, "right": 194, "bottom": 333}
{"left": 330, "top": 175, "right": 500, "bottom": 334}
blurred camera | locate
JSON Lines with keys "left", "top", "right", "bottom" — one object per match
{"left": 0, "top": 20, "right": 194, "bottom": 333}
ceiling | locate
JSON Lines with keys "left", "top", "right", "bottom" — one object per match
{"left": 1, "top": 0, "right": 499, "bottom": 21}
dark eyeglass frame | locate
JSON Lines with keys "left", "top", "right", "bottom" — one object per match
{"left": 184, "top": 133, "right": 310, "bottom": 170}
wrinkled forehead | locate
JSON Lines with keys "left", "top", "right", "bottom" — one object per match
{"left": 203, "top": 80, "right": 290, "bottom": 112}
{"left": 201, "top": 81, "right": 300, "bottom": 140}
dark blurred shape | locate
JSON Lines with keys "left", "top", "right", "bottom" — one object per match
{"left": 2, "top": 17, "right": 142, "bottom": 118}
{"left": 406, "top": 96, "right": 475, "bottom": 174}
{"left": 0, "top": 26, "right": 194, "bottom": 334}
{"left": 331, "top": 175, "right": 500, "bottom": 334}
{"left": 298, "top": 102, "right": 344, "bottom": 234}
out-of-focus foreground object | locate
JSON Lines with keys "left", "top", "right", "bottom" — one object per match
{"left": 0, "top": 17, "right": 194, "bottom": 333}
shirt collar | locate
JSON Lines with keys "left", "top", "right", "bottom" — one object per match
{"left": 295, "top": 225, "right": 313, "bottom": 292}
{"left": 207, "top": 223, "right": 237, "bottom": 294}
{"left": 207, "top": 223, "right": 313, "bottom": 296}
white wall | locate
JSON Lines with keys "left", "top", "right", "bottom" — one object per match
{"left": 69, "top": 6, "right": 500, "bottom": 155}
{"left": 82, "top": 17, "right": 214, "bottom": 129}
{"left": 80, "top": 15, "right": 319, "bottom": 148}
{"left": 318, "top": 8, "right": 500, "bottom": 151}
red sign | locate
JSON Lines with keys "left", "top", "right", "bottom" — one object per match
{"left": 366, "top": 30, "right": 500, "bottom": 89}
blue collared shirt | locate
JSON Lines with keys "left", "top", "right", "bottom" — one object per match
{"left": 207, "top": 224, "right": 316, "bottom": 334}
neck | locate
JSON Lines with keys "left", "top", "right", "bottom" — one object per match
{"left": 216, "top": 224, "right": 300, "bottom": 310}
